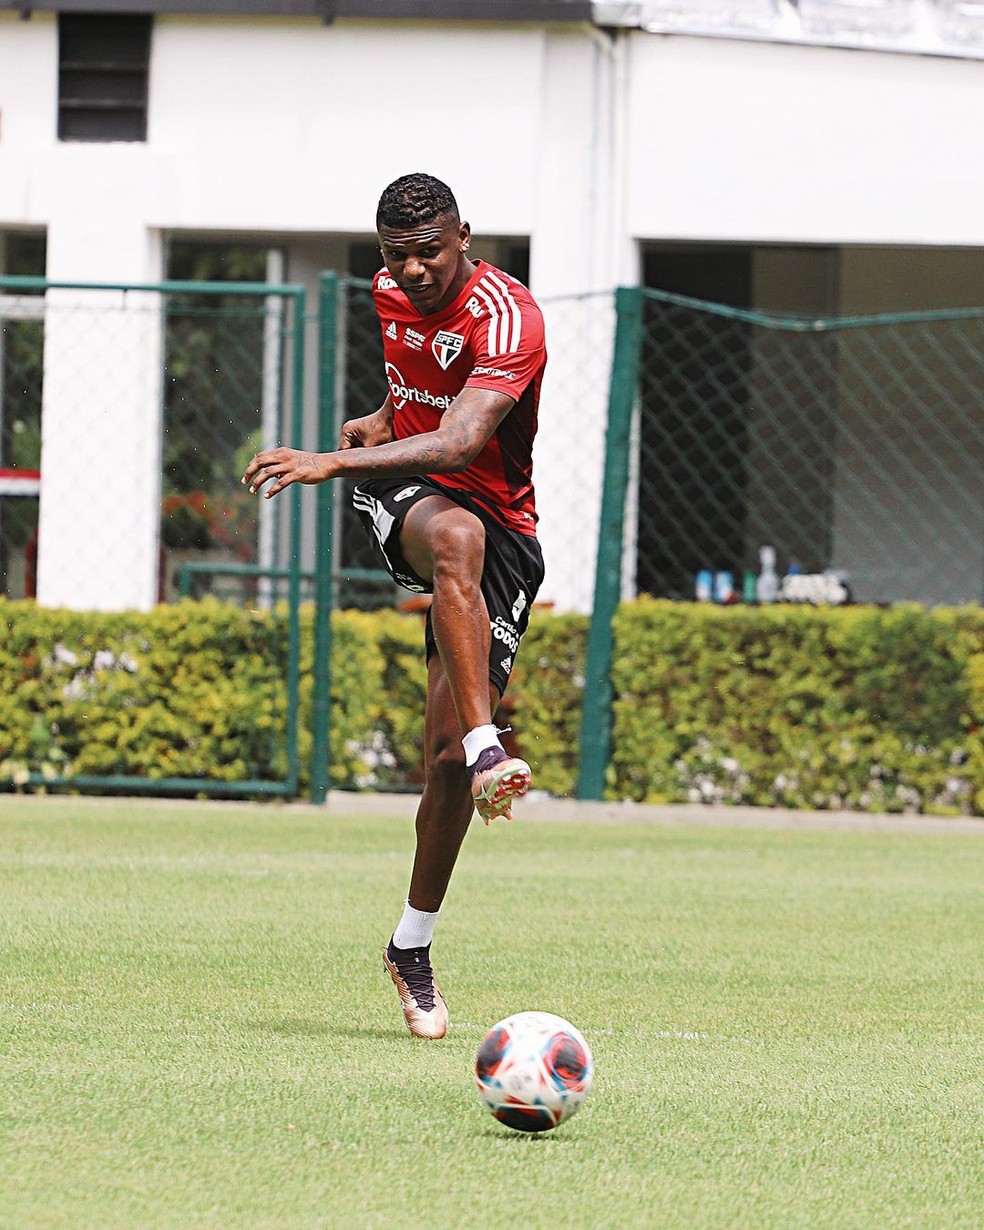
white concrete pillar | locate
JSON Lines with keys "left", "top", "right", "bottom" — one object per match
{"left": 37, "top": 160, "right": 163, "bottom": 611}
{"left": 529, "top": 29, "right": 637, "bottom": 613}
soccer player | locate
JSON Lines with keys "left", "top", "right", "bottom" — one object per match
{"left": 242, "top": 172, "right": 547, "bottom": 1040}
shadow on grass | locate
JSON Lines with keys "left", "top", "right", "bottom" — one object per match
{"left": 477, "top": 1127, "right": 572, "bottom": 1143}
{"left": 245, "top": 1016, "right": 397, "bottom": 1041}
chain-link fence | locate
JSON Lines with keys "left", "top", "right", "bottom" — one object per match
{"left": 578, "top": 287, "right": 984, "bottom": 797}
{"left": 3, "top": 274, "right": 981, "bottom": 801}
{"left": 632, "top": 290, "right": 984, "bottom": 607}
{"left": 0, "top": 275, "right": 308, "bottom": 796}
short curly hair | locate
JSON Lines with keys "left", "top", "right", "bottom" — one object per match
{"left": 376, "top": 173, "right": 460, "bottom": 230}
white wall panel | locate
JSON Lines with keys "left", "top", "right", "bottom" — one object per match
{"left": 147, "top": 19, "right": 545, "bottom": 235}
{"left": 0, "top": 14, "right": 57, "bottom": 151}
{"left": 625, "top": 34, "right": 984, "bottom": 246}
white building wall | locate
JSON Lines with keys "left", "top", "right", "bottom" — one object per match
{"left": 0, "top": 14, "right": 57, "bottom": 154}
{"left": 623, "top": 33, "right": 984, "bottom": 247}
{"left": 147, "top": 18, "right": 545, "bottom": 235}
{"left": 1, "top": 14, "right": 982, "bottom": 611}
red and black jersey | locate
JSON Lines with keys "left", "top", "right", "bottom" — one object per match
{"left": 372, "top": 259, "right": 546, "bottom": 536}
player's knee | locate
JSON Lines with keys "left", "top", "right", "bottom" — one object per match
{"left": 431, "top": 519, "right": 485, "bottom": 581}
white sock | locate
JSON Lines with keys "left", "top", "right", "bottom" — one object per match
{"left": 392, "top": 902, "right": 440, "bottom": 950}
{"left": 462, "top": 724, "right": 502, "bottom": 767}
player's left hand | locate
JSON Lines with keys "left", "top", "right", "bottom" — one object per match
{"left": 241, "top": 447, "right": 328, "bottom": 498}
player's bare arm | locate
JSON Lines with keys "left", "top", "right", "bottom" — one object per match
{"left": 338, "top": 395, "right": 396, "bottom": 450}
{"left": 242, "top": 387, "right": 515, "bottom": 499}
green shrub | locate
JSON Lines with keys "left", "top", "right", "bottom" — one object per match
{"left": 507, "top": 612, "right": 586, "bottom": 797}
{"left": 0, "top": 598, "right": 287, "bottom": 785}
{"left": 320, "top": 608, "right": 427, "bottom": 791}
{"left": 608, "top": 599, "right": 983, "bottom": 815}
{"left": 1, "top": 596, "right": 981, "bottom": 815}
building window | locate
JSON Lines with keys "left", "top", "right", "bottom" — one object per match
{"left": 58, "top": 14, "right": 151, "bottom": 143}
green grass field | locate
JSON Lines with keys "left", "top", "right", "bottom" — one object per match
{"left": 1, "top": 796, "right": 981, "bottom": 1229}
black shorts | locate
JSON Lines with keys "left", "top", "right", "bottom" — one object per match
{"left": 352, "top": 477, "right": 545, "bottom": 695}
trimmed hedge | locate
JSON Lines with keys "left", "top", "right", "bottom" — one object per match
{"left": 1, "top": 596, "right": 981, "bottom": 815}
{"left": 0, "top": 599, "right": 286, "bottom": 785}
{"left": 607, "top": 599, "right": 984, "bottom": 816}
{"left": 505, "top": 612, "right": 586, "bottom": 797}
{"left": 0, "top": 598, "right": 427, "bottom": 793}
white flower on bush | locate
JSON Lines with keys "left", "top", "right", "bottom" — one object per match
{"left": 0, "top": 760, "right": 31, "bottom": 786}
{"left": 346, "top": 729, "right": 397, "bottom": 789}
{"left": 894, "top": 784, "right": 921, "bottom": 811}
{"left": 62, "top": 675, "right": 89, "bottom": 700}
{"left": 933, "top": 776, "right": 970, "bottom": 810}
{"left": 771, "top": 772, "right": 802, "bottom": 804}
{"left": 93, "top": 650, "right": 138, "bottom": 673}
{"left": 676, "top": 737, "right": 749, "bottom": 805}
{"left": 55, "top": 645, "right": 139, "bottom": 700}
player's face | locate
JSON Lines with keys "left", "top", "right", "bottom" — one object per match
{"left": 378, "top": 214, "right": 472, "bottom": 316}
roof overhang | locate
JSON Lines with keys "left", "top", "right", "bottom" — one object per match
{"left": 1, "top": 0, "right": 594, "bottom": 21}
{"left": 592, "top": 1, "right": 984, "bottom": 62}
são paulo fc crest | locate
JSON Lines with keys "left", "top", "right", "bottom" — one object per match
{"left": 432, "top": 330, "right": 465, "bottom": 370}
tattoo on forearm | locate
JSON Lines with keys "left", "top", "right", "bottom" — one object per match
{"left": 350, "top": 423, "right": 476, "bottom": 475}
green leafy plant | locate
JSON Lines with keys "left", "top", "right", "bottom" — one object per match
{"left": 1, "top": 597, "right": 981, "bottom": 814}
{"left": 607, "top": 599, "right": 983, "bottom": 815}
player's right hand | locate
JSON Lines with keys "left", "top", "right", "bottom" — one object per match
{"left": 242, "top": 447, "right": 327, "bottom": 498}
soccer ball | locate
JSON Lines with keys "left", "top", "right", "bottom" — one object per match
{"left": 474, "top": 1010, "right": 594, "bottom": 1133}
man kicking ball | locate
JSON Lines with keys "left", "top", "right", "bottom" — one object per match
{"left": 242, "top": 172, "right": 547, "bottom": 1039}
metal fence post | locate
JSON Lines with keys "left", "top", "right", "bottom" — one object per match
{"left": 309, "top": 272, "right": 338, "bottom": 803}
{"left": 284, "top": 286, "right": 307, "bottom": 798}
{"left": 576, "top": 286, "right": 644, "bottom": 800}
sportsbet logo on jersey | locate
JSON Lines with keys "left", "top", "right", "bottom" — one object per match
{"left": 385, "top": 362, "right": 453, "bottom": 412}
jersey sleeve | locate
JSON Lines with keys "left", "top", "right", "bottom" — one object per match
{"left": 372, "top": 268, "right": 405, "bottom": 341}
{"left": 463, "top": 273, "right": 546, "bottom": 401}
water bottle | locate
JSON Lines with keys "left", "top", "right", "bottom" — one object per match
{"left": 695, "top": 570, "right": 713, "bottom": 602}
{"left": 757, "top": 546, "right": 779, "bottom": 604}
{"left": 714, "top": 571, "right": 735, "bottom": 604}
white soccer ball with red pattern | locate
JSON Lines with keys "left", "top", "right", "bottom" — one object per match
{"left": 474, "top": 1010, "right": 594, "bottom": 1132}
